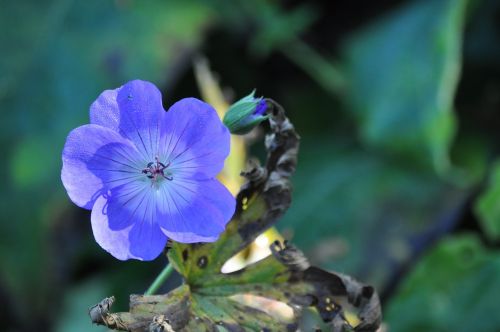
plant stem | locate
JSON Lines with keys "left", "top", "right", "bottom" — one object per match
{"left": 280, "top": 38, "right": 346, "bottom": 97}
{"left": 144, "top": 263, "right": 174, "bottom": 295}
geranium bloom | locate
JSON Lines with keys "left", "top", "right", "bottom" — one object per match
{"left": 61, "top": 80, "right": 235, "bottom": 261}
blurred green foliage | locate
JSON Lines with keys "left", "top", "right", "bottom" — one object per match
{"left": 342, "top": 0, "right": 467, "bottom": 174}
{"left": 282, "top": 143, "right": 467, "bottom": 287}
{"left": 2, "top": 0, "right": 500, "bottom": 331}
{"left": 54, "top": 278, "right": 108, "bottom": 332}
{"left": 475, "top": 160, "right": 500, "bottom": 241}
{"left": 385, "top": 235, "right": 500, "bottom": 332}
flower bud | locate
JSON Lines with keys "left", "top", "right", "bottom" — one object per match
{"left": 223, "top": 90, "right": 269, "bottom": 135}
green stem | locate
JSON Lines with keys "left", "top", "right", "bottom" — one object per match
{"left": 280, "top": 38, "right": 346, "bottom": 97}
{"left": 144, "top": 263, "right": 174, "bottom": 295}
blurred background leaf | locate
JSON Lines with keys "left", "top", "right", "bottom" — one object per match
{"left": 474, "top": 160, "right": 500, "bottom": 241}
{"left": 341, "top": 0, "right": 468, "bottom": 173}
{"left": 385, "top": 234, "right": 500, "bottom": 332}
{"left": 54, "top": 278, "right": 109, "bottom": 332}
{"left": 279, "top": 142, "right": 468, "bottom": 289}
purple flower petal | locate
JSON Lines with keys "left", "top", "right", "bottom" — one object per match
{"left": 90, "top": 80, "right": 165, "bottom": 160}
{"left": 254, "top": 99, "right": 267, "bottom": 116}
{"left": 89, "top": 88, "right": 119, "bottom": 130}
{"left": 61, "top": 124, "right": 139, "bottom": 209}
{"left": 157, "top": 178, "right": 235, "bottom": 242}
{"left": 159, "top": 98, "right": 230, "bottom": 180}
{"left": 128, "top": 219, "right": 167, "bottom": 260}
{"left": 63, "top": 80, "right": 236, "bottom": 261}
{"left": 91, "top": 195, "right": 168, "bottom": 261}
{"left": 102, "top": 181, "right": 151, "bottom": 231}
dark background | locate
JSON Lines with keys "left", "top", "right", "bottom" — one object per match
{"left": 1, "top": 0, "right": 500, "bottom": 331}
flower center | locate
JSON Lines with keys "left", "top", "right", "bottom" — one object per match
{"left": 142, "top": 156, "right": 173, "bottom": 183}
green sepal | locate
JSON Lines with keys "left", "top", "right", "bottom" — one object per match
{"left": 223, "top": 90, "right": 269, "bottom": 135}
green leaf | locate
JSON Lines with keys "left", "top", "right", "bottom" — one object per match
{"left": 385, "top": 234, "right": 500, "bottom": 332}
{"left": 474, "top": 160, "right": 500, "bottom": 241}
{"left": 342, "top": 0, "right": 469, "bottom": 173}
{"left": 89, "top": 102, "right": 381, "bottom": 332}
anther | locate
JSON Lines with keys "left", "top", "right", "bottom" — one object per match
{"left": 142, "top": 156, "right": 173, "bottom": 183}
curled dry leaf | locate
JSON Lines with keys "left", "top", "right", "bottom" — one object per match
{"left": 89, "top": 100, "right": 381, "bottom": 331}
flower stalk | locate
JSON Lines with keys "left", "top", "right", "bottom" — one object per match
{"left": 145, "top": 263, "right": 174, "bottom": 295}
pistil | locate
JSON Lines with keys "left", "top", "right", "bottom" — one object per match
{"left": 142, "top": 156, "right": 173, "bottom": 182}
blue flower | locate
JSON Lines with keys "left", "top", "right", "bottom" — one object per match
{"left": 61, "top": 80, "right": 235, "bottom": 261}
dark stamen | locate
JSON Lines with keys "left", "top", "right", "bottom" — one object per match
{"left": 141, "top": 156, "right": 173, "bottom": 183}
